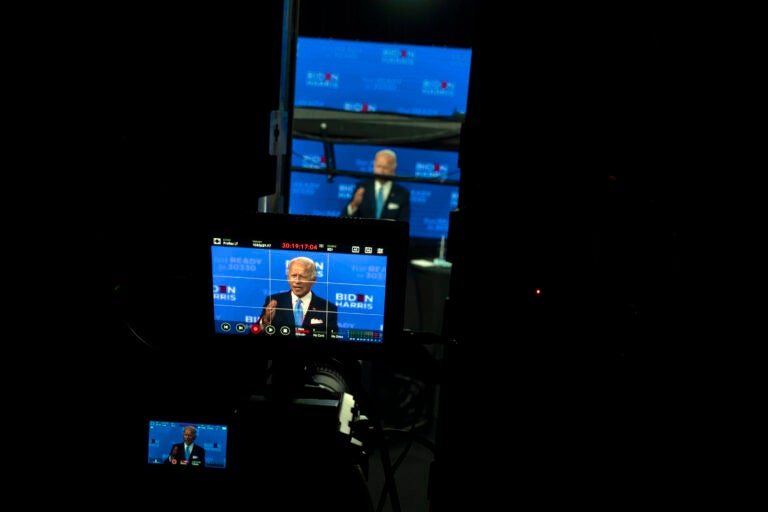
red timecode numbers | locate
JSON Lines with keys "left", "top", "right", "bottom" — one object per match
{"left": 280, "top": 242, "right": 319, "bottom": 250}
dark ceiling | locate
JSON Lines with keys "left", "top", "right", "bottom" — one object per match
{"left": 295, "top": 0, "right": 475, "bottom": 48}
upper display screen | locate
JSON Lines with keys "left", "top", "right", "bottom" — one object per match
{"left": 293, "top": 36, "right": 472, "bottom": 118}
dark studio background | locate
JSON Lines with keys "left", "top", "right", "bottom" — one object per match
{"left": 23, "top": 1, "right": 752, "bottom": 508}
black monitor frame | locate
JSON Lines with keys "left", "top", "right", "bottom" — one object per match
{"left": 206, "top": 212, "right": 410, "bottom": 361}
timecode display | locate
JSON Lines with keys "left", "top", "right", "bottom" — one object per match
{"left": 280, "top": 242, "right": 319, "bottom": 250}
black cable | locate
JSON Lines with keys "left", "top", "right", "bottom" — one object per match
{"left": 374, "top": 372, "right": 436, "bottom": 511}
{"left": 373, "top": 416, "right": 402, "bottom": 512}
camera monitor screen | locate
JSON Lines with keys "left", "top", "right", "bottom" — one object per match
{"left": 147, "top": 419, "right": 228, "bottom": 469}
{"left": 209, "top": 212, "right": 409, "bottom": 357}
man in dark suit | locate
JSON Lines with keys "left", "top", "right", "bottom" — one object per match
{"left": 165, "top": 425, "right": 206, "bottom": 467}
{"left": 340, "top": 148, "right": 410, "bottom": 222}
{"left": 259, "top": 256, "right": 339, "bottom": 336}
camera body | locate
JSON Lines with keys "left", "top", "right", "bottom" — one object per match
{"left": 117, "top": 212, "right": 410, "bottom": 507}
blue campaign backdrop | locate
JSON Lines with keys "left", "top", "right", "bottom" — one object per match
{"left": 289, "top": 139, "right": 460, "bottom": 240}
{"left": 294, "top": 37, "right": 472, "bottom": 117}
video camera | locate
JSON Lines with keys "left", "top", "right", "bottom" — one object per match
{"left": 115, "top": 211, "right": 411, "bottom": 508}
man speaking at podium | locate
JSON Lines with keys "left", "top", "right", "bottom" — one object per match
{"left": 165, "top": 425, "right": 206, "bottom": 467}
{"left": 341, "top": 149, "right": 411, "bottom": 222}
{"left": 259, "top": 256, "right": 339, "bottom": 336}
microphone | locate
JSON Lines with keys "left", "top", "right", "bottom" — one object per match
{"left": 320, "top": 122, "right": 336, "bottom": 182}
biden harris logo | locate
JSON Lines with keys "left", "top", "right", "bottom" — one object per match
{"left": 421, "top": 79, "right": 456, "bottom": 97}
{"left": 415, "top": 161, "right": 449, "bottom": 179}
{"left": 299, "top": 152, "right": 327, "bottom": 169}
{"left": 382, "top": 47, "right": 415, "bottom": 65}
{"left": 213, "top": 284, "right": 237, "bottom": 302}
{"left": 306, "top": 71, "right": 340, "bottom": 88}
{"left": 335, "top": 292, "right": 374, "bottom": 311}
{"left": 343, "top": 102, "right": 377, "bottom": 113}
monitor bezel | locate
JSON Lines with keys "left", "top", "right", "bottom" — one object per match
{"left": 146, "top": 418, "right": 230, "bottom": 470}
{"left": 206, "top": 212, "right": 410, "bottom": 360}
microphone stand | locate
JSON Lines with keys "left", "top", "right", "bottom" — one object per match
{"left": 320, "top": 121, "right": 337, "bottom": 182}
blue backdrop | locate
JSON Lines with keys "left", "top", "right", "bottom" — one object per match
{"left": 294, "top": 37, "right": 472, "bottom": 117}
{"left": 289, "top": 139, "right": 460, "bottom": 240}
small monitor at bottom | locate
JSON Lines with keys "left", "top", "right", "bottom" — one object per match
{"left": 147, "top": 419, "right": 228, "bottom": 469}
